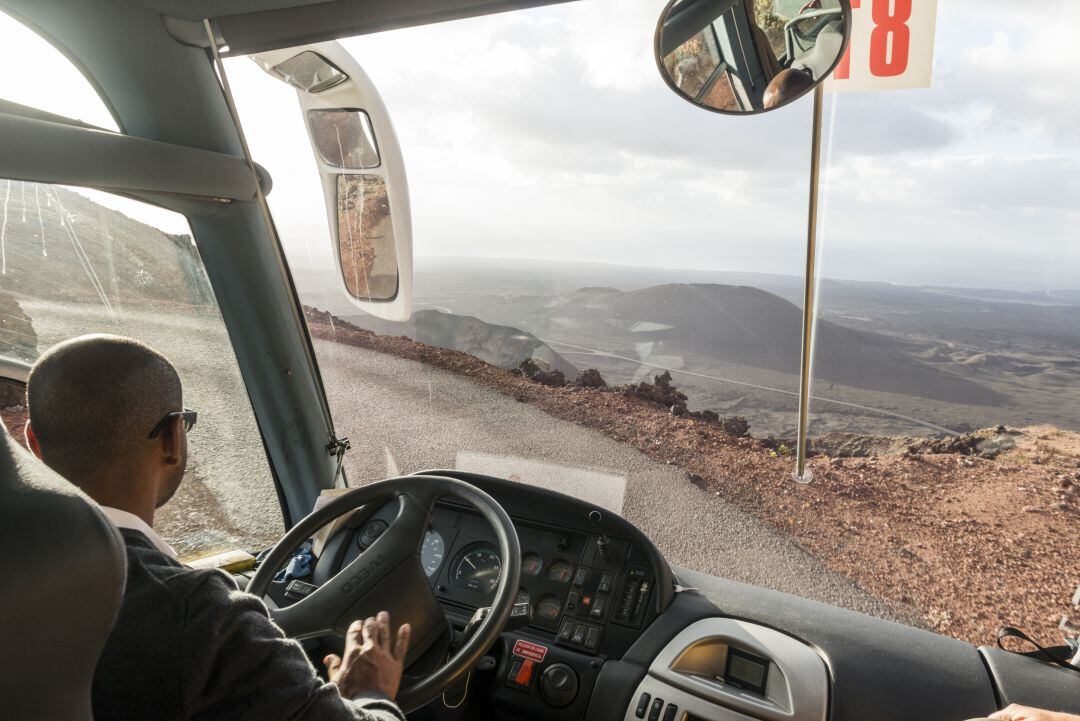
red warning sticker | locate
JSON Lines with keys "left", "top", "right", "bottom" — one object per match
{"left": 512, "top": 639, "right": 549, "bottom": 663}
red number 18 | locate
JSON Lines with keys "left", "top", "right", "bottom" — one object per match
{"left": 870, "top": 0, "right": 911, "bottom": 76}
{"left": 833, "top": 0, "right": 911, "bottom": 80}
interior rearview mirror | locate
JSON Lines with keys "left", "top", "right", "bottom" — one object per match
{"left": 655, "top": 0, "right": 851, "bottom": 114}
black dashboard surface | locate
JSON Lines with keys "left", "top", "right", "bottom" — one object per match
{"left": 275, "top": 473, "right": 1077, "bottom": 721}
{"left": 595, "top": 567, "right": 1001, "bottom": 721}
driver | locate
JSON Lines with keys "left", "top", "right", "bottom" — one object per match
{"left": 762, "top": 67, "right": 815, "bottom": 109}
{"left": 24, "top": 333, "right": 411, "bottom": 721}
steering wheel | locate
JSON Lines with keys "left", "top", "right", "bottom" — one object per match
{"left": 247, "top": 474, "right": 521, "bottom": 712}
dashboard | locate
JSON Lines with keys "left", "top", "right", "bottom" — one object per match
{"left": 323, "top": 482, "right": 661, "bottom": 661}
{"left": 259, "top": 470, "right": 1079, "bottom": 721}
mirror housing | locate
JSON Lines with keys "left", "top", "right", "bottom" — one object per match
{"left": 655, "top": 0, "right": 851, "bottom": 114}
{"left": 252, "top": 43, "right": 413, "bottom": 321}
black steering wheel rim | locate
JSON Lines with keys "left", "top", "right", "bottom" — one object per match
{"left": 247, "top": 474, "right": 521, "bottom": 713}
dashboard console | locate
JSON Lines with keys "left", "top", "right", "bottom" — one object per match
{"left": 256, "top": 472, "right": 1078, "bottom": 721}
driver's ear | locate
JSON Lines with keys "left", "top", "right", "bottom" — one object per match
{"left": 24, "top": 422, "right": 43, "bottom": 460}
{"left": 159, "top": 416, "right": 183, "bottom": 466}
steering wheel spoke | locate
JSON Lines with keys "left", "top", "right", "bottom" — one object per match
{"left": 246, "top": 475, "right": 520, "bottom": 714}
{"left": 269, "top": 598, "right": 331, "bottom": 640}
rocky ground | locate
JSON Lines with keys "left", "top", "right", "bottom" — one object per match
{"left": 305, "top": 307, "right": 1079, "bottom": 646}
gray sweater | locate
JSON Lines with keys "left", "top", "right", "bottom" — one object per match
{"left": 92, "top": 529, "right": 406, "bottom": 721}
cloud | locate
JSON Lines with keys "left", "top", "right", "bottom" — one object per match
{"left": 230, "top": 0, "right": 1080, "bottom": 290}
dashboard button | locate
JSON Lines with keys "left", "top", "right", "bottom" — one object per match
{"left": 584, "top": 627, "right": 600, "bottom": 650}
{"left": 598, "top": 573, "right": 614, "bottom": 594}
{"left": 590, "top": 597, "right": 606, "bottom": 619}
{"left": 572, "top": 566, "right": 589, "bottom": 587}
{"left": 571, "top": 624, "right": 587, "bottom": 645}
{"left": 662, "top": 704, "right": 678, "bottom": 721}
{"left": 540, "top": 663, "right": 578, "bottom": 709}
{"left": 558, "top": 620, "right": 574, "bottom": 642}
{"left": 513, "top": 658, "right": 535, "bottom": 688}
{"left": 648, "top": 697, "right": 664, "bottom": 721}
{"left": 635, "top": 692, "right": 651, "bottom": 718}
{"left": 566, "top": 591, "right": 580, "bottom": 612}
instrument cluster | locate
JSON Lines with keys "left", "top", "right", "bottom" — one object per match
{"left": 420, "top": 515, "right": 591, "bottom": 635}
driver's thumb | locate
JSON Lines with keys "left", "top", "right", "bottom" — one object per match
{"left": 323, "top": 654, "right": 342, "bottom": 675}
{"left": 393, "top": 623, "right": 411, "bottom": 661}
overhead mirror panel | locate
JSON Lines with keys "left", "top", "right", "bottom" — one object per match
{"left": 271, "top": 51, "right": 348, "bottom": 93}
{"left": 252, "top": 41, "right": 413, "bottom": 321}
{"left": 655, "top": 0, "right": 850, "bottom": 114}
{"left": 309, "top": 109, "right": 380, "bottom": 169}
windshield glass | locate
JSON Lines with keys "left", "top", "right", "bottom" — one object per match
{"left": 230, "top": 0, "right": 1079, "bottom": 648}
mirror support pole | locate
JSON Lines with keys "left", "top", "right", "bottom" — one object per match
{"left": 793, "top": 84, "right": 825, "bottom": 484}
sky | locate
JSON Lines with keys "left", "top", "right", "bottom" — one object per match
{"left": 3, "top": 1, "right": 1080, "bottom": 291}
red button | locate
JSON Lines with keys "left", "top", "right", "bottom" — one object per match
{"left": 514, "top": 658, "right": 535, "bottom": 686}
{"left": 582, "top": 595, "right": 592, "bottom": 606}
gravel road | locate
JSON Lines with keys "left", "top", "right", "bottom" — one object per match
{"left": 16, "top": 302, "right": 908, "bottom": 622}
{"left": 315, "top": 338, "right": 913, "bottom": 622}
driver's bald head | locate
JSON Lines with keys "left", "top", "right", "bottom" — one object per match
{"left": 27, "top": 334, "right": 182, "bottom": 482}
{"left": 763, "top": 68, "right": 815, "bottom": 109}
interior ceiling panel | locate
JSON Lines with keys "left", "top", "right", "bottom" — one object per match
{"left": 129, "top": 0, "right": 576, "bottom": 55}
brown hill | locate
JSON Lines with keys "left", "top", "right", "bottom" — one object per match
{"left": 562, "top": 283, "right": 1003, "bottom": 405}
{"left": 333, "top": 307, "right": 577, "bottom": 377}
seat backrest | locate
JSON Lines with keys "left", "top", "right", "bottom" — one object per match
{"left": 791, "top": 19, "right": 844, "bottom": 81}
{"left": 0, "top": 421, "right": 126, "bottom": 721}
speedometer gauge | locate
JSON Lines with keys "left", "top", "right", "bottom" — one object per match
{"left": 452, "top": 546, "right": 502, "bottom": 595}
{"left": 521, "top": 552, "right": 543, "bottom": 576}
{"left": 421, "top": 530, "right": 445, "bottom": 578}
{"left": 547, "top": 560, "right": 573, "bottom": 584}
{"left": 535, "top": 595, "right": 561, "bottom": 620}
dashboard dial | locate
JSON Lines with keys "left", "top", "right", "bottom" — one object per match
{"left": 521, "top": 552, "right": 543, "bottom": 577}
{"left": 535, "top": 595, "right": 561, "bottom": 620}
{"left": 421, "top": 530, "right": 445, "bottom": 578}
{"left": 452, "top": 546, "right": 502, "bottom": 595}
{"left": 547, "top": 560, "right": 573, "bottom": 584}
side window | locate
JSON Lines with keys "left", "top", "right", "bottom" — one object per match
{"left": 662, "top": 27, "right": 722, "bottom": 99}
{"left": 0, "top": 180, "right": 283, "bottom": 560}
{"left": 0, "top": 9, "right": 118, "bottom": 130}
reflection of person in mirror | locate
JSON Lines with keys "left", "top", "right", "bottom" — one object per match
{"left": 763, "top": 68, "right": 815, "bottom": 109}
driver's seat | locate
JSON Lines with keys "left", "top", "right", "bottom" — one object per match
{"left": 0, "top": 420, "right": 127, "bottom": 720}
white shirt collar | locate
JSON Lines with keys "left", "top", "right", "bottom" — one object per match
{"left": 100, "top": 506, "right": 178, "bottom": 560}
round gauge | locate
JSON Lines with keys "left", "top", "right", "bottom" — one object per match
{"left": 546, "top": 560, "right": 573, "bottom": 584}
{"left": 521, "top": 552, "right": 543, "bottom": 577}
{"left": 452, "top": 546, "right": 502, "bottom": 595}
{"left": 535, "top": 595, "right": 561, "bottom": 620}
{"left": 421, "top": 530, "right": 445, "bottom": 578}
{"left": 516, "top": 588, "right": 531, "bottom": 606}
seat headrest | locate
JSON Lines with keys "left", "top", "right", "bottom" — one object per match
{"left": 791, "top": 19, "right": 844, "bottom": 81}
{"left": 0, "top": 421, "right": 127, "bottom": 721}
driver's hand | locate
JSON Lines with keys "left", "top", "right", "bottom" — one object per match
{"left": 324, "top": 611, "right": 411, "bottom": 701}
{"left": 990, "top": 705, "right": 1080, "bottom": 721}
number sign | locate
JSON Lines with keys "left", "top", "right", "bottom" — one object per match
{"left": 826, "top": 0, "right": 938, "bottom": 92}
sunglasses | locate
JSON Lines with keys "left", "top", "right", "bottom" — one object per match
{"left": 148, "top": 408, "right": 198, "bottom": 439}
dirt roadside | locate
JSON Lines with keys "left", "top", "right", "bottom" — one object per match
{"left": 305, "top": 308, "right": 1079, "bottom": 646}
